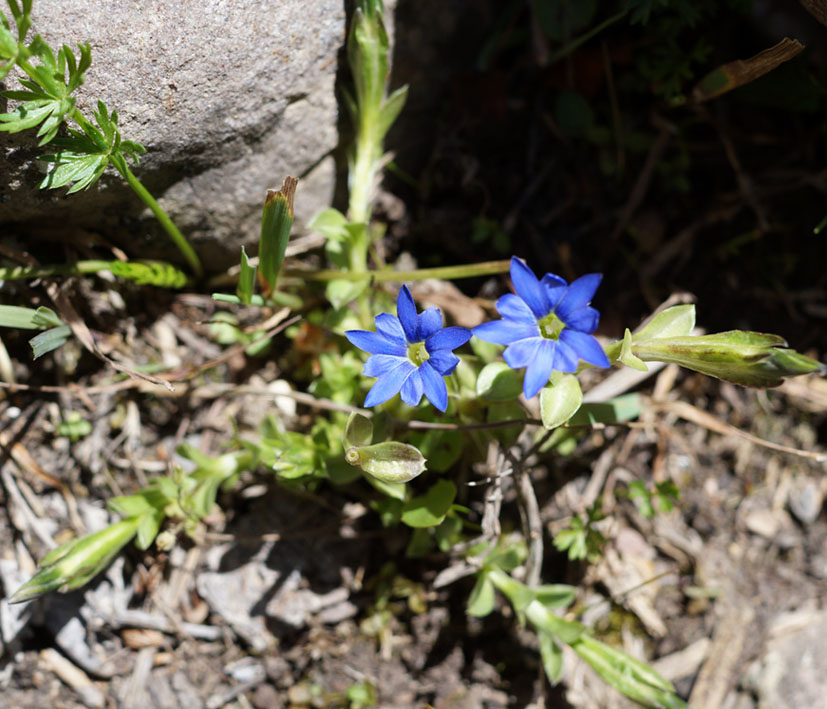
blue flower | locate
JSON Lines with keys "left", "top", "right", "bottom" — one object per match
{"left": 346, "top": 286, "right": 472, "bottom": 411}
{"left": 473, "top": 257, "right": 610, "bottom": 399}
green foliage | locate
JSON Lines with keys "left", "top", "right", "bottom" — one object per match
{"left": 0, "top": 0, "right": 201, "bottom": 274}
{"left": 0, "top": 0, "right": 34, "bottom": 81}
{"left": 258, "top": 177, "right": 297, "bottom": 295}
{"left": 540, "top": 373, "right": 583, "bottom": 430}
{"left": 0, "top": 39, "right": 91, "bottom": 143}
{"left": 39, "top": 101, "right": 146, "bottom": 192}
{"left": 554, "top": 502, "right": 606, "bottom": 562}
{"left": 10, "top": 517, "right": 142, "bottom": 602}
{"left": 56, "top": 412, "right": 92, "bottom": 442}
{"left": 628, "top": 480, "right": 680, "bottom": 519}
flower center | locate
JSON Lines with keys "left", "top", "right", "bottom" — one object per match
{"left": 538, "top": 312, "right": 566, "bottom": 340}
{"left": 408, "top": 342, "right": 430, "bottom": 366}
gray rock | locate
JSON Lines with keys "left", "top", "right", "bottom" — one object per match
{"left": 0, "top": 0, "right": 344, "bottom": 269}
{"left": 787, "top": 477, "right": 823, "bottom": 525}
{"left": 753, "top": 610, "right": 827, "bottom": 709}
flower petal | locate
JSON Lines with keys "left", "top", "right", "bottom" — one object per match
{"left": 503, "top": 337, "right": 542, "bottom": 369}
{"left": 426, "top": 326, "right": 471, "bottom": 353}
{"left": 396, "top": 286, "right": 419, "bottom": 343}
{"left": 541, "top": 273, "right": 568, "bottom": 310}
{"left": 523, "top": 340, "right": 556, "bottom": 398}
{"left": 556, "top": 273, "right": 602, "bottom": 321}
{"left": 496, "top": 293, "right": 536, "bottom": 323}
{"left": 473, "top": 319, "right": 539, "bottom": 345}
{"left": 561, "top": 305, "right": 599, "bottom": 333}
{"left": 374, "top": 313, "right": 406, "bottom": 343}
{"left": 552, "top": 338, "right": 579, "bottom": 373}
{"left": 510, "top": 257, "right": 549, "bottom": 319}
{"left": 400, "top": 369, "right": 424, "bottom": 406}
{"left": 419, "top": 361, "right": 448, "bottom": 411}
{"left": 428, "top": 350, "right": 460, "bottom": 376}
{"left": 346, "top": 329, "right": 405, "bottom": 356}
{"left": 560, "top": 329, "right": 610, "bottom": 368}
{"left": 364, "top": 360, "right": 416, "bottom": 407}
{"left": 364, "top": 353, "right": 407, "bottom": 377}
{"left": 417, "top": 307, "right": 443, "bottom": 341}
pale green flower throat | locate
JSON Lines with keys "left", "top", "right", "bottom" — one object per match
{"left": 408, "top": 342, "right": 430, "bottom": 366}
{"left": 538, "top": 312, "right": 566, "bottom": 340}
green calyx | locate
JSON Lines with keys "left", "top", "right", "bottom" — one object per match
{"left": 408, "top": 341, "right": 430, "bottom": 366}
{"left": 539, "top": 312, "right": 566, "bottom": 340}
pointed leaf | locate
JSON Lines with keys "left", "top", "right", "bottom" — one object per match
{"left": 538, "top": 631, "right": 564, "bottom": 684}
{"left": 620, "top": 328, "right": 648, "bottom": 371}
{"left": 467, "top": 575, "right": 496, "bottom": 617}
{"left": 258, "top": 176, "right": 297, "bottom": 295}
{"left": 344, "top": 412, "right": 374, "bottom": 449}
{"left": 476, "top": 361, "right": 523, "bottom": 401}
{"left": 633, "top": 304, "right": 696, "bottom": 341}
{"left": 540, "top": 374, "right": 583, "bottom": 429}
{"left": 401, "top": 479, "right": 456, "bottom": 527}
{"left": 237, "top": 246, "right": 256, "bottom": 304}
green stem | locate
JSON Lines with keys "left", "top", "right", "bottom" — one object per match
{"left": 546, "top": 8, "right": 628, "bottom": 66}
{"left": 0, "top": 260, "right": 111, "bottom": 280}
{"left": 284, "top": 259, "right": 510, "bottom": 282}
{"left": 116, "top": 163, "right": 203, "bottom": 278}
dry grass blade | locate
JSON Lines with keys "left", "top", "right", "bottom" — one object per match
{"left": 654, "top": 398, "right": 827, "bottom": 462}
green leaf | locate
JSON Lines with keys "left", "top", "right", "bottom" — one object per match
{"left": 569, "top": 394, "right": 642, "bottom": 426}
{"left": 364, "top": 474, "right": 407, "bottom": 500}
{"left": 524, "top": 599, "right": 586, "bottom": 645}
{"left": 29, "top": 325, "right": 72, "bottom": 358}
{"left": 107, "top": 494, "right": 155, "bottom": 519}
{"left": 572, "top": 635, "right": 687, "bottom": 708}
{"left": 401, "top": 479, "right": 456, "bottom": 528}
{"left": 620, "top": 328, "right": 648, "bottom": 371}
{"left": 539, "top": 374, "right": 582, "bottom": 429}
{"left": 108, "top": 260, "right": 188, "bottom": 288}
{"left": 236, "top": 246, "right": 256, "bottom": 305}
{"left": 344, "top": 412, "right": 374, "bottom": 449}
{"left": 0, "top": 304, "right": 61, "bottom": 329}
{"left": 258, "top": 177, "right": 297, "bottom": 295}
{"left": 326, "top": 278, "right": 368, "bottom": 310}
{"left": 632, "top": 331, "right": 825, "bottom": 388}
{"left": 56, "top": 414, "right": 91, "bottom": 441}
{"left": 135, "top": 511, "right": 163, "bottom": 550}
{"left": 538, "top": 631, "right": 564, "bottom": 685}
{"left": 533, "top": 584, "right": 577, "bottom": 609}
{"left": 308, "top": 207, "right": 349, "bottom": 242}
{"left": 10, "top": 516, "right": 142, "bottom": 602}
{"left": 605, "top": 304, "right": 696, "bottom": 362}
{"left": 634, "top": 304, "right": 696, "bottom": 341}
{"left": 476, "top": 361, "right": 523, "bottom": 401}
{"left": 0, "top": 41, "right": 93, "bottom": 145}
{"left": 467, "top": 575, "right": 496, "bottom": 617}
{"left": 347, "top": 440, "right": 427, "bottom": 483}
{"left": 39, "top": 150, "right": 108, "bottom": 193}
{"left": 483, "top": 542, "right": 526, "bottom": 572}
{"left": 30, "top": 306, "right": 63, "bottom": 328}
{"left": 410, "top": 428, "right": 462, "bottom": 473}
{"left": 378, "top": 84, "right": 408, "bottom": 137}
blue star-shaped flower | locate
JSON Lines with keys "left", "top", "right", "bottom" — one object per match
{"left": 473, "top": 257, "right": 610, "bottom": 399}
{"left": 346, "top": 286, "right": 472, "bottom": 411}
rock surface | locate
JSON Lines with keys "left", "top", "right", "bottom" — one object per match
{"left": 0, "top": 0, "right": 345, "bottom": 269}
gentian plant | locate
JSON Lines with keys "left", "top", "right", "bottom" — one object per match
{"left": 5, "top": 1, "right": 825, "bottom": 707}
{"left": 346, "top": 286, "right": 471, "bottom": 411}
{"left": 473, "top": 257, "right": 609, "bottom": 398}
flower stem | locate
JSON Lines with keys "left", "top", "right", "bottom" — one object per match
{"left": 284, "top": 259, "right": 510, "bottom": 283}
{"left": 116, "top": 163, "right": 203, "bottom": 278}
